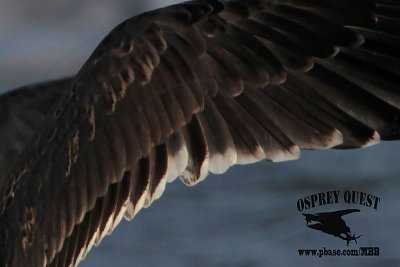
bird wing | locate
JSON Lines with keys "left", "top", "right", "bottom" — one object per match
{"left": 0, "top": 0, "right": 399, "bottom": 266}
{"left": 313, "top": 208, "right": 361, "bottom": 217}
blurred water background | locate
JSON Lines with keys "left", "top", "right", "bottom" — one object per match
{"left": 1, "top": 1, "right": 399, "bottom": 266}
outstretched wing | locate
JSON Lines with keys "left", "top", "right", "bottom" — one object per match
{"left": 331, "top": 209, "right": 361, "bottom": 217}
{"left": 0, "top": 0, "right": 399, "bottom": 266}
{"left": 313, "top": 208, "right": 361, "bottom": 217}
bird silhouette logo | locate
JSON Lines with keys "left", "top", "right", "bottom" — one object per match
{"left": 303, "top": 209, "right": 362, "bottom": 246}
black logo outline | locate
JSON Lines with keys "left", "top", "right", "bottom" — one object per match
{"left": 302, "top": 209, "right": 362, "bottom": 246}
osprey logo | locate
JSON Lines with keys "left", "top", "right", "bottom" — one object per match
{"left": 297, "top": 190, "right": 381, "bottom": 247}
{"left": 302, "top": 209, "right": 362, "bottom": 246}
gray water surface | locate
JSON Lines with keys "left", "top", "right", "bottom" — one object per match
{"left": 1, "top": 1, "right": 399, "bottom": 266}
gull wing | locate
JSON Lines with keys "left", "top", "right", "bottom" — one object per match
{"left": 0, "top": 1, "right": 399, "bottom": 266}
